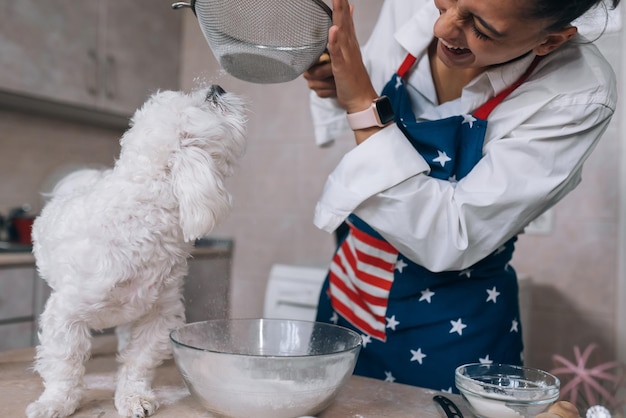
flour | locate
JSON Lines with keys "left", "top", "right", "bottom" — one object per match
{"left": 191, "top": 375, "right": 339, "bottom": 418}
{"left": 83, "top": 373, "right": 116, "bottom": 390}
{"left": 463, "top": 392, "right": 553, "bottom": 418}
{"left": 464, "top": 394, "right": 523, "bottom": 418}
{"left": 154, "top": 386, "right": 190, "bottom": 405}
{"left": 179, "top": 355, "right": 351, "bottom": 418}
{"left": 82, "top": 373, "right": 190, "bottom": 407}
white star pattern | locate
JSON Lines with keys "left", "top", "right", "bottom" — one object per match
{"left": 449, "top": 318, "right": 467, "bottom": 336}
{"left": 386, "top": 315, "right": 400, "bottom": 331}
{"left": 441, "top": 387, "right": 453, "bottom": 393}
{"left": 361, "top": 334, "right": 372, "bottom": 348}
{"left": 419, "top": 288, "right": 435, "bottom": 303}
{"left": 384, "top": 371, "right": 396, "bottom": 383}
{"left": 486, "top": 286, "right": 500, "bottom": 303}
{"left": 448, "top": 174, "right": 457, "bottom": 183}
{"left": 395, "top": 258, "right": 408, "bottom": 273}
{"left": 410, "top": 348, "right": 427, "bottom": 364}
{"left": 459, "top": 269, "right": 472, "bottom": 278}
{"left": 462, "top": 114, "right": 477, "bottom": 128}
{"left": 432, "top": 150, "right": 452, "bottom": 167}
{"left": 330, "top": 311, "right": 338, "bottom": 324}
{"left": 510, "top": 319, "right": 519, "bottom": 333}
{"left": 395, "top": 75, "right": 402, "bottom": 90}
{"left": 479, "top": 354, "right": 493, "bottom": 364}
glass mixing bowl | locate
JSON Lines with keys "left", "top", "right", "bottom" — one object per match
{"left": 170, "top": 318, "right": 361, "bottom": 418}
{"left": 455, "top": 363, "right": 560, "bottom": 418}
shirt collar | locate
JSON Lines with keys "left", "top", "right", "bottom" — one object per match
{"left": 394, "top": 1, "right": 439, "bottom": 61}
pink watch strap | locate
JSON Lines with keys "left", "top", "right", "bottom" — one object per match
{"left": 346, "top": 102, "right": 379, "bottom": 130}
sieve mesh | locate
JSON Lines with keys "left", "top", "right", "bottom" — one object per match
{"left": 191, "top": 0, "right": 332, "bottom": 83}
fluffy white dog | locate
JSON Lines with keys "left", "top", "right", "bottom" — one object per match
{"left": 26, "top": 85, "right": 247, "bottom": 418}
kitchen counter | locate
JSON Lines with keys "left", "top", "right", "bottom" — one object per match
{"left": 0, "top": 238, "right": 232, "bottom": 267}
{"left": 0, "top": 251, "right": 35, "bottom": 266}
{"left": 0, "top": 335, "right": 473, "bottom": 418}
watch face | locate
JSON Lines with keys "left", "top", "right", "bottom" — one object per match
{"left": 376, "top": 96, "right": 395, "bottom": 125}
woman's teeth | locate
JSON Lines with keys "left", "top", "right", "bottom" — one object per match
{"left": 439, "top": 39, "right": 470, "bottom": 54}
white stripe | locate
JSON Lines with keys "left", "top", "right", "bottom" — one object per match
{"left": 333, "top": 245, "right": 392, "bottom": 301}
{"left": 330, "top": 253, "right": 389, "bottom": 315}
{"left": 345, "top": 235, "right": 396, "bottom": 284}
{"left": 349, "top": 236, "right": 397, "bottom": 281}
{"left": 352, "top": 234, "right": 398, "bottom": 263}
{"left": 329, "top": 283, "right": 386, "bottom": 334}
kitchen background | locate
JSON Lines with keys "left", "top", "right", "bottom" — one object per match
{"left": 0, "top": 0, "right": 624, "bottom": 378}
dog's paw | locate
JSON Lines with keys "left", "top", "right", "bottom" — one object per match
{"left": 115, "top": 393, "right": 159, "bottom": 418}
{"left": 26, "top": 399, "right": 76, "bottom": 418}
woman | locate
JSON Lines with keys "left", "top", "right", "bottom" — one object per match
{"left": 304, "top": 0, "right": 618, "bottom": 393}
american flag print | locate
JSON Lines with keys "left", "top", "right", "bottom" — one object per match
{"left": 315, "top": 54, "right": 542, "bottom": 391}
{"left": 328, "top": 220, "right": 398, "bottom": 341}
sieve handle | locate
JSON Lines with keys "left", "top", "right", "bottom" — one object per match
{"left": 171, "top": 2, "right": 191, "bottom": 9}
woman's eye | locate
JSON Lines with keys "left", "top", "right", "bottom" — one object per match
{"left": 459, "top": 11, "right": 492, "bottom": 41}
{"left": 471, "top": 23, "right": 490, "bottom": 40}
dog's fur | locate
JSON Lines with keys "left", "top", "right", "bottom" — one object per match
{"left": 25, "top": 86, "right": 247, "bottom": 418}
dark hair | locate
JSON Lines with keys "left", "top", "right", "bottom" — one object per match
{"left": 530, "top": 0, "right": 621, "bottom": 32}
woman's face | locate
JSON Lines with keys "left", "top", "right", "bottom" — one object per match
{"left": 432, "top": 0, "right": 561, "bottom": 69}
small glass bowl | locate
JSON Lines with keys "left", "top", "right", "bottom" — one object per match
{"left": 455, "top": 363, "right": 560, "bottom": 418}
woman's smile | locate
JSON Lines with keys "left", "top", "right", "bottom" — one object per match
{"left": 438, "top": 38, "right": 470, "bottom": 54}
{"left": 437, "top": 37, "right": 475, "bottom": 66}
{"left": 439, "top": 38, "right": 472, "bottom": 55}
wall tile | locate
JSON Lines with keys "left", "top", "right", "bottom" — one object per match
{"left": 0, "top": 110, "right": 121, "bottom": 215}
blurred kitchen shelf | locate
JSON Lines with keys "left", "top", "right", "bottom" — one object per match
{"left": 0, "top": 89, "right": 130, "bottom": 129}
{"left": 0, "top": 241, "right": 33, "bottom": 254}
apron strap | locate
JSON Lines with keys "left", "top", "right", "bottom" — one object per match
{"left": 397, "top": 54, "right": 417, "bottom": 79}
{"left": 395, "top": 52, "right": 544, "bottom": 120}
{"left": 473, "top": 55, "right": 543, "bottom": 120}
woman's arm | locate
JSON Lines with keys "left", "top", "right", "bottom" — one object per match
{"left": 315, "top": 95, "right": 615, "bottom": 271}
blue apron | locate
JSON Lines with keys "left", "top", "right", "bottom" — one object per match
{"left": 316, "top": 53, "right": 541, "bottom": 392}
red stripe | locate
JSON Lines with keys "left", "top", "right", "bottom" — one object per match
{"left": 354, "top": 248, "right": 397, "bottom": 278}
{"left": 328, "top": 225, "right": 398, "bottom": 342}
{"left": 331, "top": 294, "right": 386, "bottom": 341}
{"left": 351, "top": 226, "right": 397, "bottom": 254}
{"left": 330, "top": 270, "right": 389, "bottom": 309}
{"left": 341, "top": 242, "right": 394, "bottom": 290}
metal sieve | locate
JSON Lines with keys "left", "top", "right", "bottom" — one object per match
{"left": 172, "top": 0, "right": 332, "bottom": 84}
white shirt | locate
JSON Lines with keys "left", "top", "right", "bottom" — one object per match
{"left": 310, "top": 0, "right": 617, "bottom": 272}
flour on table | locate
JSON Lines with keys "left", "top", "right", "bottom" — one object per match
{"left": 83, "top": 373, "right": 189, "bottom": 406}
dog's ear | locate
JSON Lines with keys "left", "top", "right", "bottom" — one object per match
{"left": 170, "top": 146, "right": 231, "bottom": 242}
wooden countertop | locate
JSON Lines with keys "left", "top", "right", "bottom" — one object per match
{"left": 0, "top": 335, "right": 473, "bottom": 418}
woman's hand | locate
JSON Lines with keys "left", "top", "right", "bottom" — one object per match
{"left": 325, "top": 0, "right": 378, "bottom": 113}
{"left": 303, "top": 53, "right": 337, "bottom": 98}
{"left": 304, "top": 0, "right": 389, "bottom": 144}
{"left": 304, "top": 0, "right": 378, "bottom": 113}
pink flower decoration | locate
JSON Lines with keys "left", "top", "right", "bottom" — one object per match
{"left": 551, "top": 344, "right": 626, "bottom": 411}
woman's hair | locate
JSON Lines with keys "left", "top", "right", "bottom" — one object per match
{"left": 530, "top": 0, "right": 621, "bottom": 32}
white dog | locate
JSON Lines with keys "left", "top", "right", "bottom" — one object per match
{"left": 26, "top": 86, "right": 247, "bottom": 418}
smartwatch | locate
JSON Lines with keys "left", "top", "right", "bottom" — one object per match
{"left": 346, "top": 96, "right": 395, "bottom": 130}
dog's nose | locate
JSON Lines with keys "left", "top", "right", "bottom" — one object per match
{"left": 206, "top": 85, "right": 226, "bottom": 102}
